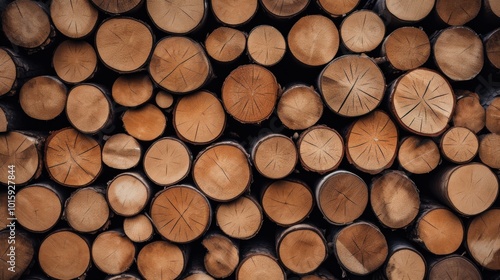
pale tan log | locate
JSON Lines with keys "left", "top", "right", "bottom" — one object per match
{"left": 19, "top": 76, "right": 67, "bottom": 121}
{"left": 91, "top": 0, "right": 143, "bottom": 14}
{"left": 205, "top": 27, "right": 246, "bottom": 63}
{"left": 316, "top": 170, "right": 368, "bottom": 225}
{"left": 435, "top": 0, "right": 481, "bottom": 26}
{"left": 288, "top": 15, "right": 339, "bottom": 66}
{"left": 384, "top": 238, "right": 426, "bottom": 280}
{"left": 50, "top": 0, "right": 99, "bottom": 38}
{"left": 150, "top": 185, "right": 211, "bottom": 243}
{"left": 261, "top": 0, "right": 309, "bottom": 18}
{"left": 247, "top": 25, "right": 286, "bottom": 66}
{"left": 173, "top": 90, "right": 226, "bottom": 144}
{"left": 0, "top": 230, "right": 35, "bottom": 280}
{"left": 370, "top": 170, "right": 420, "bottom": 229}
{"left": 149, "top": 36, "right": 212, "bottom": 93}
{"left": 486, "top": 96, "right": 500, "bottom": 134}
{"left": 112, "top": 73, "right": 154, "bottom": 107}
{"left": 332, "top": 221, "right": 388, "bottom": 275}
{"left": 251, "top": 134, "right": 297, "bottom": 179}
{"left": 137, "top": 241, "right": 186, "bottom": 280}
{"left": 193, "top": 142, "right": 251, "bottom": 202}
{"left": 340, "top": 10, "right": 385, "bottom": 53}
{"left": 440, "top": 126, "right": 478, "bottom": 164}
{"left": 155, "top": 90, "right": 174, "bottom": 109}
{"left": 64, "top": 187, "right": 110, "bottom": 233}
{"left": 107, "top": 172, "right": 151, "bottom": 217}
{"left": 381, "top": 27, "right": 430, "bottom": 71}
{"left": 452, "top": 90, "right": 485, "bottom": 133}
{"left": 53, "top": 40, "right": 97, "bottom": 84}
{"left": 319, "top": 55, "right": 385, "bottom": 117}
{"left": 479, "top": 133, "right": 500, "bottom": 169}
{"left": 0, "top": 131, "right": 43, "bottom": 185}
{"left": 211, "top": 0, "right": 258, "bottom": 26}
{"left": 95, "top": 17, "right": 153, "bottom": 73}
{"left": 375, "top": 0, "right": 435, "bottom": 24}
{"left": 122, "top": 104, "right": 166, "bottom": 141}
{"left": 92, "top": 231, "right": 135, "bottom": 275}
{"left": 143, "top": 137, "right": 192, "bottom": 186}
{"left": 222, "top": 64, "right": 279, "bottom": 124}
{"left": 432, "top": 27, "right": 484, "bottom": 81}
{"left": 389, "top": 68, "right": 455, "bottom": 136}
{"left": 261, "top": 180, "right": 314, "bottom": 226}
{"left": 102, "top": 133, "right": 142, "bottom": 170}
{"left": 39, "top": 230, "right": 91, "bottom": 279}
{"left": 277, "top": 84, "right": 323, "bottom": 130}
{"left": 236, "top": 245, "right": 285, "bottom": 280}
{"left": 317, "top": 0, "right": 359, "bottom": 17}
{"left": 428, "top": 255, "right": 481, "bottom": 280}
{"left": 216, "top": 196, "right": 263, "bottom": 240}
{"left": 432, "top": 163, "right": 499, "bottom": 216}
{"left": 45, "top": 128, "right": 102, "bottom": 187}
{"left": 398, "top": 136, "right": 440, "bottom": 174}
{"left": 485, "top": 0, "right": 500, "bottom": 19}
{"left": 466, "top": 208, "right": 500, "bottom": 270}
{"left": 485, "top": 28, "right": 500, "bottom": 69}
{"left": 123, "top": 214, "right": 154, "bottom": 243}
{"left": 276, "top": 224, "right": 327, "bottom": 274}
{"left": 345, "top": 110, "right": 398, "bottom": 174}
{"left": 147, "top": 0, "right": 205, "bottom": 34}
{"left": 202, "top": 232, "right": 240, "bottom": 278}
{"left": 297, "top": 125, "right": 344, "bottom": 174}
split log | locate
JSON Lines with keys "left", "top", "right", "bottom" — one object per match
{"left": 297, "top": 125, "right": 344, "bottom": 174}
{"left": 427, "top": 255, "right": 481, "bottom": 280}
{"left": 122, "top": 103, "right": 167, "bottom": 141}
{"left": 52, "top": 40, "right": 98, "bottom": 84}
{"left": 479, "top": 133, "right": 500, "bottom": 168}
{"left": 107, "top": 172, "right": 151, "bottom": 217}
{"left": 205, "top": 27, "right": 246, "bottom": 63}
{"left": 95, "top": 17, "right": 154, "bottom": 73}
{"left": 92, "top": 230, "right": 136, "bottom": 275}
{"left": 431, "top": 163, "right": 499, "bottom": 216}
{"left": 146, "top": 0, "right": 206, "bottom": 34}
{"left": 66, "top": 83, "right": 113, "bottom": 134}
{"left": 155, "top": 90, "right": 174, "bottom": 109}
{"left": 90, "top": 0, "right": 143, "bottom": 14}
{"left": 150, "top": 185, "right": 212, "bottom": 243}
{"left": 276, "top": 224, "right": 328, "bottom": 274}
{"left": 340, "top": 10, "right": 385, "bottom": 53}
{"left": 137, "top": 240, "right": 186, "bottom": 280}
{"left": 452, "top": 90, "right": 485, "bottom": 133}
{"left": 319, "top": 55, "right": 385, "bottom": 117}
{"left": 111, "top": 73, "right": 154, "bottom": 107}
{"left": 408, "top": 199, "right": 464, "bottom": 255}
{"left": 210, "top": 0, "right": 258, "bottom": 26}
{"left": 0, "top": 47, "right": 45, "bottom": 97}
{"left": 316, "top": 170, "right": 368, "bottom": 225}
{"left": 192, "top": 142, "right": 251, "bottom": 201}
{"left": 435, "top": 0, "right": 481, "bottom": 26}
{"left": 374, "top": 0, "right": 435, "bottom": 25}
{"left": 288, "top": 15, "right": 339, "bottom": 66}
{"left": 345, "top": 110, "right": 398, "bottom": 174}
{"left": 19, "top": 76, "right": 67, "bottom": 121}
{"left": 383, "top": 235, "right": 426, "bottom": 280}
{"left": 143, "top": 137, "right": 192, "bottom": 186}
{"left": 261, "top": 179, "right": 314, "bottom": 226}
{"left": 2, "top": 0, "right": 54, "bottom": 50}
{"left": 466, "top": 208, "right": 500, "bottom": 270}
{"left": 331, "top": 221, "right": 388, "bottom": 276}
{"left": 201, "top": 231, "right": 240, "bottom": 278}
{"left": 50, "top": 0, "right": 99, "bottom": 38}
{"left": 221, "top": 64, "right": 279, "bottom": 124}
{"left": 317, "top": 0, "right": 359, "bottom": 17}
{"left": 247, "top": 25, "right": 286, "bottom": 66}
{"left": 0, "top": 131, "right": 44, "bottom": 185}
{"left": 63, "top": 186, "right": 110, "bottom": 233}
{"left": 485, "top": 28, "right": 500, "bottom": 69}
{"left": 216, "top": 195, "right": 263, "bottom": 240}
{"left": 388, "top": 68, "right": 455, "bottom": 136}
{"left": 173, "top": 90, "right": 226, "bottom": 144}
{"left": 370, "top": 170, "right": 420, "bottom": 229}
{"left": 38, "top": 230, "right": 91, "bottom": 279}
{"left": 123, "top": 214, "right": 154, "bottom": 243}
{"left": 277, "top": 84, "right": 323, "bottom": 130}
{"left": 432, "top": 27, "right": 484, "bottom": 81}
{"left": 260, "top": 0, "right": 310, "bottom": 18}
{"left": 102, "top": 133, "right": 142, "bottom": 170}
{"left": 45, "top": 127, "right": 102, "bottom": 187}
{"left": 440, "top": 126, "right": 478, "bottom": 164}
{"left": 0, "top": 230, "right": 35, "bottom": 280}
{"left": 397, "top": 136, "right": 440, "bottom": 174}
{"left": 236, "top": 243, "right": 286, "bottom": 280}
{"left": 251, "top": 134, "right": 298, "bottom": 179}
{"left": 486, "top": 96, "right": 500, "bottom": 134}
{"left": 381, "top": 27, "right": 431, "bottom": 71}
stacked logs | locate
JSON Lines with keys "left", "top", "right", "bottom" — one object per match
{"left": 1, "top": 0, "right": 500, "bottom": 279}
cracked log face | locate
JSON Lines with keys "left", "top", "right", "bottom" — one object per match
{"left": 0, "top": 49, "right": 18, "bottom": 96}
{"left": 247, "top": 25, "right": 286, "bottom": 66}
{"left": 252, "top": 134, "right": 298, "bottom": 179}
{"left": 50, "top": 0, "right": 99, "bottom": 39}
{"left": 211, "top": 0, "right": 258, "bottom": 26}
{"left": 297, "top": 125, "right": 344, "bottom": 173}
{"left": 107, "top": 173, "right": 150, "bottom": 217}
{"left": 53, "top": 40, "right": 98, "bottom": 84}
{"left": 146, "top": 0, "right": 205, "bottom": 34}
{"left": 216, "top": 196, "right": 263, "bottom": 240}
{"left": 261, "top": 0, "right": 310, "bottom": 18}
{"left": 398, "top": 136, "right": 440, "bottom": 174}
{"left": 91, "top": 0, "right": 143, "bottom": 14}
{"left": 440, "top": 126, "right": 478, "bottom": 164}
{"left": 340, "top": 10, "right": 385, "bottom": 53}
{"left": 277, "top": 85, "right": 323, "bottom": 130}
{"left": 435, "top": 0, "right": 481, "bottom": 26}
{"left": 0, "top": 131, "right": 42, "bottom": 185}
{"left": 205, "top": 27, "right": 246, "bottom": 63}
{"left": 382, "top": 27, "right": 431, "bottom": 71}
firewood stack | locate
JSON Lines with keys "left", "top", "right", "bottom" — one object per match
{"left": 1, "top": 0, "right": 500, "bottom": 279}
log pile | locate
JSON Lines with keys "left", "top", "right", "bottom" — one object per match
{"left": 1, "top": 0, "right": 500, "bottom": 279}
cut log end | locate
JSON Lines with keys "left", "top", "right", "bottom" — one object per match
{"left": 216, "top": 196, "right": 263, "bottom": 240}
{"left": 435, "top": 0, "right": 481, "bottom": 26}
{"left": 205, "top": 27, "right": 246, "bottom": 63}
{"left": 0, "top": 231, "right": 34, "bottom": 280}
{"left": 382, "top": 27, "right": 430, "bottom": 71}
{"left": 398, "top": 136, "right": 440, "bottom": 174}
{"left": 20, "top": 76, "right": 67, "bottom": 121}
{"left": 236, "top": 253, "right": 285, "bottom": 280}
{"left": 440, "top": 127, "right": 478, "bottom": 164}
{"left": 211, "top": 0, "right": 258, "bottom": 26}
{"left": 122, "top": 104, "right": 167, "bottom": 141}
{"left": 155, "top": 90, "right": 174, "bottom": 109}
{"left": 479, "top": 133, "right": 500, "bottom": 169}
{"left": 112, "top": 73, "right": 154, "bottom": 107}
{"left": 384, "top": 0, "right": 435, "bottom": 22}
{"left": 67, "top": 84, "right": 112, "bottom": 134}
{"left": 147, "top": 0, "right": 205, "bottom": 34}
{"left": 452, "top": 90, "right": 485, "bottom": 133}
{"left": 247, "top": 25, "right": 286, "bottom": 66}
{"left": 0, "top": 131, "right": 42, "bottom": 185}
{"left": 415, "top": 208, "right": 463, "bottom": 255}
{"left": 102, "top": 133, "right": 142, "bottom": 170}
{"left": 385, "top": 249, "right": 426, "bottom": 280}
{"left": 137, "top": 241, "right": 186, "bottom": 280}
{"left": 202, "top": 233, "right": 239, "bottom": 278}
{"left": 486, "top": 97, "right": 500, "bottom": 134}
{"left": 277, "top": 85, "right": 323, "bottom": 130}
{"left": 91, "top": 0, "right": 143, "bottom": 14}
{"left": 340, "top": 10, "right": 385, "bottom": 53}
{"left": 261, "top": 0, "right": 310, "bottom": 18}
{"left": 92, "top": 231, "right": 135, "bottom": 275}
{"left": 428, "top": 256, "right": 481, "bottom": 280}
{"left": 298, "top": 125, "right": 344, "bottom": 173}
{"left": 0, "top": 48, "right": 17, "bottom": 96}
{"left": 123, "top": 214, "right": 154, "bottom": 243}
{"left": 16, "top": 184, "right": 62, "bottom": 233}
{"left": 467, "top": 208, "right": 500, "bottom": 270}
{"left": 107, "top": 173, "right": 150, "bottom": 217}
{"left": 252, "top": 134, "right": 298, "bottom": 179}
{"left": 50, "top": 0, "right": 99, "bottom": 38}
{"left": 318, "top": 0, "right": 359, "bottom": 16}
{"left": 53, "top": 40, "right": 97, "bottom": 84}
{"left": 486, "top": 28, "right": 500, "bottom": 69}
{"left": 65, "top": 187, "right": 110, "bottom": 233}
